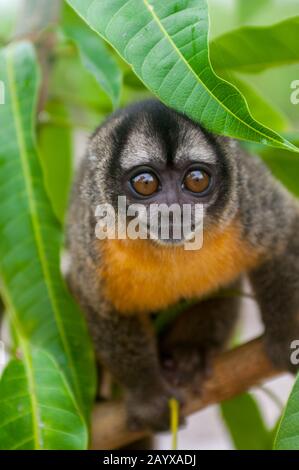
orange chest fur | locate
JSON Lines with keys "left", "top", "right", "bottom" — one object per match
{"left": 98, "top": 223, "right": 259, "bottom": 314}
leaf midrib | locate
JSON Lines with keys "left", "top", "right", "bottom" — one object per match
{"left": 0, "top": 280, "right": 42, "bottom": 449}
{"left": 141, "top": 0, "right": 290, "bottom": 149}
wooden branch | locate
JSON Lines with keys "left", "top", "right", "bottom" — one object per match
{"left": 91, "top": 336, "right": 283, "bottom": 450}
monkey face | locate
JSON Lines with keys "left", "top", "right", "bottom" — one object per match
{"left": 89, "top": 100, "right": 238, "bottom": 246}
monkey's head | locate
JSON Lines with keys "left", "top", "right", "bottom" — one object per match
{"left": 88, "top": 100, "right": 239, "bottom": 247}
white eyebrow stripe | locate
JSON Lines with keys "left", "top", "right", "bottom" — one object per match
{"left": 119, "top": 121, "right": 218, "bottom": 170}
{"left": 120, "top": 148, "right": 164, "bottom": 170}
{"left": 175, "top": 145, "right": 217, "bottom": 164}
{"left": 120, "top": 131, "right": 165, "bottom": 169}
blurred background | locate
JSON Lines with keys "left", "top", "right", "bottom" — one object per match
{"left": 0, "top": 0, "right": 298, "bottom": 449}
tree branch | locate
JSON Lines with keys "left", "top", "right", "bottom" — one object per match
{"left": 91, "top": 336, "right": 283, "bottom": 450}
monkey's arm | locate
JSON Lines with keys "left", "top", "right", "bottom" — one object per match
{"left": 159, "top": 280, "right": 240, "bottom": 388}
{"left": 249, "top": 223, "right": 299, "bottom": 372}
{"left": 91, "top": 304, "right": 180, "bottom": 430}
{"left": 82, "top": 301, "right": 180, "bottom": 431}
{"left": 235, "top": 150, "right": 299, "bottom": 372}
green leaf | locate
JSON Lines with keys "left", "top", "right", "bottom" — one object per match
{"left": 0, "top": 42, "right": 96, "bottom": 420}
{"left": 66, "top": 0, "right": 298, "bottom": 152}
{"left": 210, "top": 16, "right": 299, "bottom": 74}
{"left": 274, "top": 373, "right": 299, "bottom": 449}
{"left": 50, "top": 42, "right": 112, "bottom": 119}
{"left": 123, "top": 69, "right": 146, "bottom": 90}
{"left": 236, "top": 0, "right": 272, "bottom": 23}
{"left": 0, "top": 347, "right": 87, "bottom": 450}
{"left": 62, "top": 3, "right": 122, "bottom": 108}
{"left": 38, "top": 100, "right": 73, "bottom": 223}
{"left": 221, "top": 393, "right": 273, "bottom": 450}
{"left": 48, "top": 63, "right": 109, "bottom": 130}
{"left": 235, "top": 0, "right": 299, "bottom": 29}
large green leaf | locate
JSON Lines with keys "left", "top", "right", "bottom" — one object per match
{"left": 66, "top": 0, "right": 298, "bottom": 152}
{"left": 274, "top": 374, "right": 299, "bottom": 449}
{"left": 0, "top": 42, "right": 96, "bottom": 420}
{"left": 125, "top": 64, "right": 287, "bottom": 131}
{"left": 0, "top": 347, "right": 87, "bottom": 450}
{"left": 38, "top": 100, "right": 73, "bottom": 223}
{"left": 221, "top": 393, "right": 273, "bottom": 450}
{"left": 62, "top": 3, "right": 122, "bottom": 109}
{"left": 210, "top": 16, "right": 299, "bottom": 74}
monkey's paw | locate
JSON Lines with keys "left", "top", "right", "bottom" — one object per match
{"left": 160, "top": 344, "right": 213, "bottom": 391}
{"left": 126, "top": 385, "right": 184, "bottom": 432}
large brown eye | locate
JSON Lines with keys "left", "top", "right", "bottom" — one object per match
{"left": 183, "top": 169, "right": 210, "bottom": 194}
{"left": 131, "top": 172, "right": 159, "bottom": 196}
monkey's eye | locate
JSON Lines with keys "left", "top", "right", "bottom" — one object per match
{"left": 131, "top": 172, "right": 159, "bottom": 196}
{"left": 183, "top": 169, "right": 210, "bottom": 194}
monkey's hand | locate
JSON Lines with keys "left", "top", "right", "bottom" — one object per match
{"left": 160, "top": 342, "right": 214, "bottom": 391}
{"left": 158, "top": 292, "right": 239, "bottom": 391}
{"left": 126, "top": 382, "right": 184, "bottom": 432}
{"left": 249, "top": 251, "right": 299, "bottom": 376}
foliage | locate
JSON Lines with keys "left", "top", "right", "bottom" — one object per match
{"left": 0, "top": 41, "right": 95, "bottom": 449}
{"left": 0, "top": 0, "right": 298, "bottom": 449}
{"left": 66, "top": 0, "right": 297, "bottom": 152}
{"left": 220, "top": 393, "right": 276, "bottom": 450}
{"left": 275, "top": 373, "right": 299, "bottom": 449}
{"left": 210, "top": 17, "right": 299, "bottom": 74}
{"left": 0, "top": 348, "right": 88, "bottom": 450}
